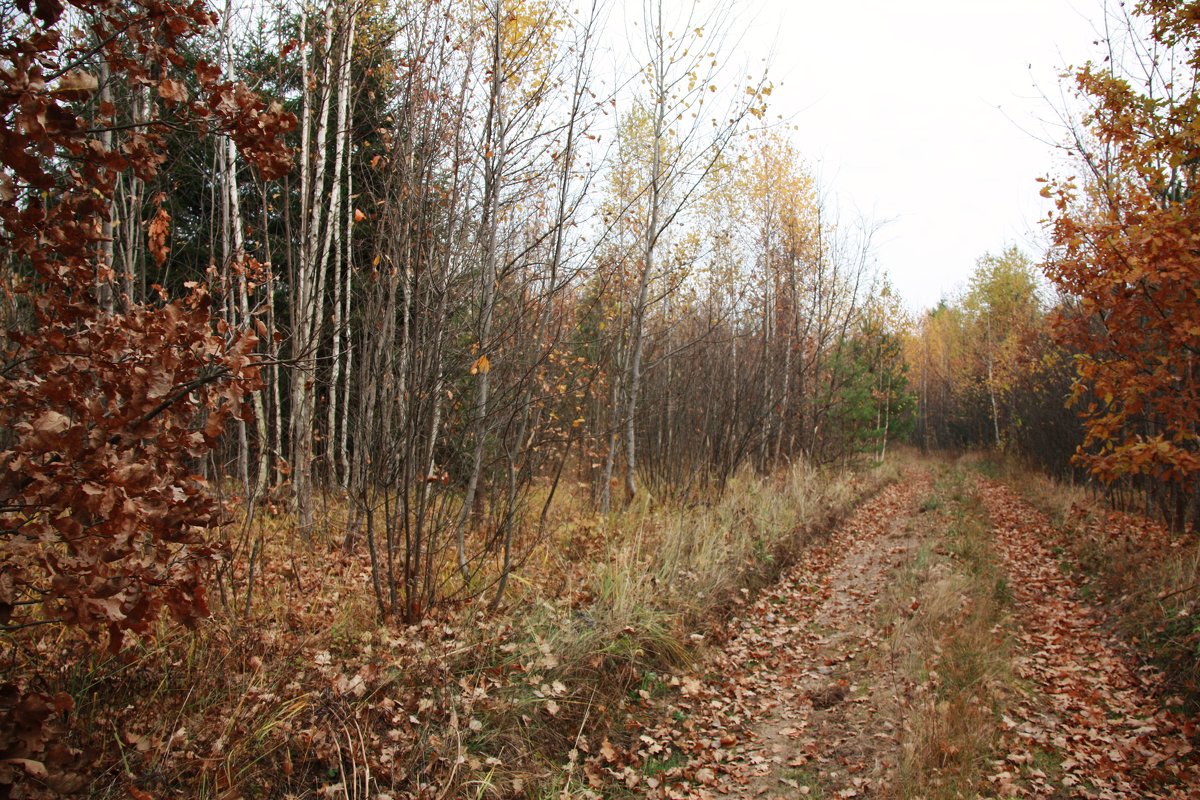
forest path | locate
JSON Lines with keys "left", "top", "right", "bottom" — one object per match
{"left": 612, "top": 467, "right": 932, "bottom": 798}
{"left": 609, "top": 459, "right": 1200, "bottom": 799}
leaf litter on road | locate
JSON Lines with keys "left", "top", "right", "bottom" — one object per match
{"left": 978, "top": 478, "right": 1200, "bottom": 799}
{"left": 586, "top": 465, "right": 1200, "bottom": 800}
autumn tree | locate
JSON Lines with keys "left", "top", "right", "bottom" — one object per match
{"left": 840, "top": 280, "right": 915, "bottom": 463}
{"left": 907, "top": 246, "right": 1046, "bottom": 455}
{"left": 963, "top": 246, "right": 1043, "bottom": 449}
{"left": 733, "top": 134, "right": 821, "bottom": 471}
{"left": 602, "top": 0, "right": 771, "bottom": 505}
{"left": 602, "top": 127, "right": 883, "bottom": 489}
{"left": 1044, "top": 0, "right": 1200, "bottom": 528}
{"left": 0, "top": 0, "right": 292, "bottom": 789}
{"left": 336, "top": 0, "right": 605, "bottom": 619}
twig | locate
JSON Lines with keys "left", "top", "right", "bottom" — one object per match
{"left": 1157, "top": 582, "right": 1200, "bottom": 603}
{"left": 434, "top": 710, "right": 464, "bottom": 800}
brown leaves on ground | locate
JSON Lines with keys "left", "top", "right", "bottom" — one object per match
{"left": 11, "top": 453, "right": 1200, "bottom": 798}
{"left": 978, "top": 479, "right": 1200, "bottom": 798}
{"left": 585, "top": 476, "right": 929, "bottom": 798}
{"left": 586, "top": 467, "right": 1200, "bottom": 800}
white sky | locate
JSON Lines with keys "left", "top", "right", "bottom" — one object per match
{"left": 736, "top": 0, "right": 1106, "bottom": 311}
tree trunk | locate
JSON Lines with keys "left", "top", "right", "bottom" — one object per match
{"left": 325, "top": 13, "right": 355, "bottom": 490}
{"left": 291, "top": 3, "right": 336, "bottom": 536}
{"left": 98, "top": 56, "right": 115, "bottom": 314}
{"left": 456, "top": 1, "right": 506, "bottom": 579}
{"left": 624, "top": 30, "right": 666, "bottom": 504}
{"left": 986, "top": 313, "right": 1001, "bottom": 448}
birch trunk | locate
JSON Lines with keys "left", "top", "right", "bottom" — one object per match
{"left": 291, "top": 3, "right": 336, "bottom": 535}
{"left": 97, "top": 56, "right": 115, "bottom": 315}
{"left": 325, "top": 12, "right": 354, "bottom": 489}
{"left": 221, "top": 0, "right": 268, "bottom": 496}
{"left": 984, "top": 312, "right": 1001, "bottom": 448}
{"left": 624, "top": 53, "right": 665, "bottom": 504}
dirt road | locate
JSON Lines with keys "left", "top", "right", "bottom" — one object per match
{"left": 597, "top": 460, "right": 1200, "bottom": 799}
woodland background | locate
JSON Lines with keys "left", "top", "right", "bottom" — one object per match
{"left": 1, "top": 0, "right": 1198, "bottom": 796}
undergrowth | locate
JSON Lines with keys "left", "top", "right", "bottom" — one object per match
{"left": 8, "top": 458, "right": 898, "bottom": 799}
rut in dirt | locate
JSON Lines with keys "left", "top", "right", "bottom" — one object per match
{"left": 977, "top": 479, "right": 1200, "bottom": 799}
{"left": 588, "top": 471, "right": 930, "bottom": 799}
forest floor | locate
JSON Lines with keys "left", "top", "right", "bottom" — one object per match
{"left": 31, "top": 453, "right": 1200, "bottom": 799}
{"left": 593, "top": 458, "right": 1200, "bottom": 799}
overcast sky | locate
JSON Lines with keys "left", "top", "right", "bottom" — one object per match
{"left": 735, "top": 0, "right": 1105, "bottom": 311}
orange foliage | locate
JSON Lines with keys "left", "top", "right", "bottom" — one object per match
{"left": 1043, "top": 0, "right": 1200, "bottom": 524}
{"left": 0, "top": 0, "right": 292, "bottom": 791}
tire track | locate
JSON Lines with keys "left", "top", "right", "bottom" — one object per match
{"left": 977, "top": 478, "right": 1200, "bottom": 799}
{"left": 592, "top": 470, "right": 930, "bottom": 799}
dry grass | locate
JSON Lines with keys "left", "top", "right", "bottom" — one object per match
{"left": 22, "top": 457, "right": 899, "bottom": 799}
{"left": 885, "top": 464, "right": 1013, "bottom": 799}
